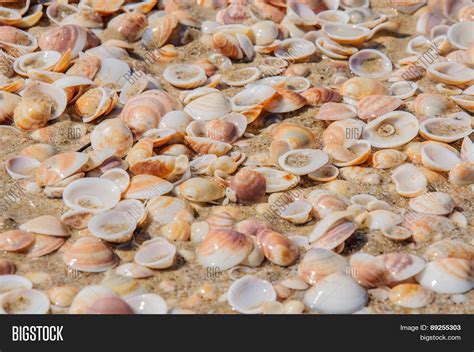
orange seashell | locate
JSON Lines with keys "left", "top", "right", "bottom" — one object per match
{"left": 299, "top": 248, "right": 349, "bottom": 285}
{"left": 39, "top": 25, "right": 88, "bottom": 58}
{"left": 91, "top": 118, "right": 134, "bottom": 158}
{"left": 251, "top": 0, "right": 285, "bottom": 22}
{"left": 142, "top": 14, "right": 180, "bottom": 49}
{"left": 0, "top": 230, "right": 34, "bottom": 252}
{"left": 107, "top": 13, "right": 148, "bottom": 42}
{"left": 27, "top": 235, "right": 65, "bottom": 257}
{"left": 350, "top": 253, "right": 390, "bottom": 288}
{"left": 229, "top": 169, "right": 266, "bottom": 205}
{"left": 63, "top": 237, "right": 119, "bottom": 273}
{"left": 35, "top": 152, "right": 88, "bottom": 187}
{"left": 357, "top": 95, "right": 402, "bottom": 120}
{"left": 302, "top": 87, "right": 341, "bottom": 106}
{"left": 256, "top": 229, "right": 299, "bottom": 266}
{"left": 14, "top": 96, "right": 51, "bottom": 131}
{"left": 66, "top": 54, "right": 101, "bottom": 80}
{"left": 212, "top": 32, "right": 243, "bottom": 60}
{"left": 125, "top": 138, "right": 154, "bottom": 167}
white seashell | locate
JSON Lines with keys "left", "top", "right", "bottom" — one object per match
{"left": 381, "top": 226, "right": 412, "bottom": 241}
{"left": 163, "top": 64, "right": 207, "bottom": 89}
{"left": 307, "top": 164, "right": 339, "bottom": 182}
{"left": 322, "top": 23, "right": 371, "bottom": 46}
{"left": 389, "top": 81, "right": 417, "bottom": 100}
{"left": 146, "top": 196, "right": 192, "bottom": 224}
{"left": 362, "top": 111, "right": 419, "bottom": 148}
{"left": 100, "top": 168, "right": 130, "bottom": 193}
{"left": 308, "top": 210, "right": 357, "bottom": 249}
{"left": 19, "top": 215, "right": 69, "bottom": 237}
{"left": 409, "top": 192, "right": 455, "bottom": 216}
{"left": 251, "top": 21, "right": 278, "bottom": 46}
{"left": 184, "top": 92, "right": 231, "bottom": 121}
{"left": 349, "top": 49, "right": 393, "bottom": 81}
{"left": 421, "top": 142, "right": 461, "bottom": 172}
{"left": 114, "top": 199, "right": 147, "bottom": 226}
{"left": 316, "top": 10, "right": 349, "bottom": 26}
{"left": 365, "top": 210, "right": 403, "bottom": 230}
{"left": 427, "top": 61, "right": 474, "bottom": 87}
{"left": 416, "top": 258, "right": 473, "bottom": 294}
{"left": 88, "top": 210, "right": 137, "bottom": 243}
{"left": 20, "top": 81, "right": 68, "bottom": 120}
{"left": 303, "top": 272, "right": 368, "bottom": 314}
{"left": 380, "top": 253, "right": 426, "bottom": 283}
{"left": 447, "top": 21, "right": 474, "bottom": 50}
{"left": 278, "top": 149, "right": 329, "bottom": 176}
{"left": 5, "top": 156, "right": 40, "bottom": 180}
{"left": 125, "top": 293, "right": 167, "bottom": 314}
{"left": 275, "top": 38, "right": 316, "bottom": 62}
{"left": 0, "top": 289, "right": 50, "bottom": 314}
{"left": 315, "top": 37, "right": 357, "bottom": 60}
{"left": 279, "top": 200, "right": 313, "bottom": 224}
{"left": 116, "top": 263, "right": 154, "bottom": 279}
{"left": 94, "top": 57, "right": 131, "bottom": 91}
{"left": 391, "top": 163, "right": 427, "bottom": 198}
{"left": 227, "top": 276, "right": 276, "bottom": 314}
{"left": 134, "top": 237, "right": 176, "bottom": 269}
{"left": 159, "top": 110, "right": 192, "bottom": 132}
{"left": 221, "top": 67, "right": 261, "bottom": 87}
{"left": 0, "top": 275, "right": 33, "bottom": 294}
{"left": 287, "top": 2, "right": 318, "bottom": 26}
{"left": 63, "top": 178, "right": 121, "bottom": 212}
{"left": 419, "top": 117, "right": 472, "bottom": 143}
{"left": 251, "top": 167, "right": 300, "bottom": 193}
{"left": 425, "top": 239, "right": 474, "bottom": 262}
{"left": 69, "top": 285, "right": 122, "bottom": 314}
{"left": 451, "top": 94, "right": 474, "bottom": 113}
{"left": 461, "top": 136, "right": 474, "bottom": 162}
{"left": 298, "top": 248, "right": 349, "bottom": 285}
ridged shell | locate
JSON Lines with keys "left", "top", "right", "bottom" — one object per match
{"left": 63, "top": 237, "right": 119, "bottom": 273}
{"left": 0, "top": 230, "right": 34, "bottom": 252}
{"left": 302, "top": 87, "right": 341, "bottom": 106}
{"left": 315, "top": 102, "right": 357, "bottom": 121}
{"left": 357, "top": 95, "right": 402, "bottom": 121}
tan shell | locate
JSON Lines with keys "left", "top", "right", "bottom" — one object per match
{"left": 372, "top": 149, "right": 407, "bottom": 169}
{"left": 256, "top": 229, "right": 299, "bottom": 266}
{"left": 63, "top": 237, "right": 119, "bottom": 273}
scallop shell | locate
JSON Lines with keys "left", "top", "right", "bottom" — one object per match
{"left": 415, "top": 258, "right": 473, "bottom": 294}
{"left": 357, "top": 95, "right": 402, "bottom": 121}
{"left": 388, "top": 284, "right": 434, "bottom": 308}
{"left": 227, "top": 275, "right": 276, "bottom": 314}
{"left": 298, "top": 248, "right": 349, "bottom": 285}
{"left": 372, "top": 149, "right": 407, "bottom": 169}
{"left": 197, "top": 229, "right": 253, "bottom": 270}
{"left": 63, "top": 237, "right": 119, "bottom": 273}
{"left": 391, "top": 163, "right": 427, "bottom": 198}
{"left": 256, "top": 229, "right": 299, "bottom": 266}
{"left": 184, "top": 91, "right": 231, "bottom": 121}
{"left": 304, "top": 272, "right": 368, "bottom": 314}
{"left": 409, "top": 192, "right": 455, "bottom": 216}
{"left": 134, "top": 237, "right": 176, "bottom": 269}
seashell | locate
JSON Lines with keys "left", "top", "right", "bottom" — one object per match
{"left": 107, "top": 13, "right": 148, "bottom": 42}
{"left": 389, "top": 81, "right": 417, "bottom": 100}
{"left": 409, "top": 192, "right": 455, "bottom": 216}
{"left": 457, "top": 3, "right": 474, "bottom": 21}
{"left": 100, "top": 275, "right": 145, "bottom": 299}
{"left": 69, "top": 285, "right": 126, "bottom": 314}
{"left": 279, "top": 199, "right": 313, "bottom": 224}
{"left": 315, "top": 36, "right": 358, "bottom": 60}
{"left": 184, "top": 91, "right": 231, "bottom": 121}
{"left": 227, "top": 276, "right": 276, "bottom": 314}
{"left": 380, "top": 253, "right": 426, "bottom": 283}
{"left": 451, "top": 94, "right": 474, "bottom": 113}
{"left": 13, "top": 50, "right": 69, "bottom": 76}
{"left": 302, "top": 87, "right": 341, "bottom": 106}
{"left": 324, "top": 140, "right": 371, "bottom": 167}
{"left": 0, "top": 259, "right": 15, "bottom": 275}
{"left": 449, "top": 161, "right": 474, "bottom": 186}
{"left": 116, "top": 263, "right": 154, "bottom": 279}
{"left": 427, "top": 61, "right": 474, "bottom": 87}
{"left": 0, "top": 230, "right": 34, "bottom": 252}
{"left": 414, "top": 93, "right": 451, "bottom": 118}
{"left": 26, "top": 235, "right": 65, "bottom": 258}
{"left": 391, "top": 163, "right": 427, "bottom": 198}
{"left": 185, "top": 136, "right": 232, "bottom": 156}
{"left": 146, "top": 196, "right": 192, "bottom": 225}
{"left": 404, "top": 212, "right": 455, "bottom": 244}
{"left": 228, "top": 169, "right": 266, "bottom": 205}
{"left": 425, "top": 239, "right": 474, "bottom": 263}
{"left": 178, "top": 177, "right": 225, "bottom": 203}
{"left": 124, "top": 175, "right": 173, "bottom": 200}
{"left": 235, "top": 219, "right": 272, "bottom": 237}
{"left": 61, "top": 210, "right": 94, "bottom": 230}
{"left": 349, "top": 252, "right": 390, "bottom": 288}
{"left": 0, "top": 289, "right": 50, "bottom": 314}
{"left": 130, "top": 155, "right": 188, "bottom": 181}
{"left": 416, "top": 12, "right": 446, "bottom": 35}
{"left": 372, "top": 149, "right": 407, "bottom": 169}
{"left": 93, "top": 57, "right": 131, "bottom": 91}
{"left": 362, "top": 111, "right": 419, "bottom": 148}
{"left": 19, "top": 144, "right": 56, "bottom": 163}
{"left": 5, "top": 156, "right": 40, "bottom": 180}
{"left": 388, "top": 283, "right": 434, "bottom": 308}
{"left": 125, "top": 293, "right": 167, "bottom": 314}
{"left": 264, "top": 88, "right": 306, "bottom": 113}
{"left": 251, "top": 167, "right": 300, "bottom": 193}
{"left": 74, "top": 87, "right": 117, "bottom": 123}
{"left": 0, "top": 275, "right": 32, "bottom": 294}
{"left": 221, "top": 67, "right": 261, "bottom": 87}
{"left": 275, "top": 38, "right": 316, "bottom": 62}
{"left": 349, "top": 49, "right": 393, "bottom": 81}
{"left": 39, "top": 25, "right": 88, "bottom": 58}
{"left": 304, "top": 272, "right": 368, "bottom": 314}
{"left": 307, "top": 190, "right": 349, "bottom": 218}
{"left": 230, "top": 85, "right": 276, "bottom": 122}
{"left": 315, "top": 102, "right": 357, "bottom": 121}
{"left": 307, "top": 164, "right": 339, "bottom": 182}
{"left": 256, "top": 229, "right": 299, "bottom": 266}
{"left": 91, "top": 118, "right": 133, "bottom": 158}
{"left": 447, "top": 21, "right": 474, "bottom": 51}
{"left": 19, "top": 215, "right": 68, "bottom": 237}
{"left": 323, "top": 23, "right": 371, "bottom": 46}
{"left": 391, "top": 0, "right": 427, "bottom": 14}
{"left": 340, "top": 77, "right": 388, "bottom": 102}
{"left": 197, "top": 229, "right": 253, "bottom": 270}
{"left": 308, "top": 211, "right": 357, "bottom": 249}
{"left": 101, "top": 168, "right": 130, "bottom": 193}
{"left": 48, "top": 286, "right": 79, "bottom": 308}
{"left": 419, "top": 116, "right": 472, "bottom": 143}
{"left": 211, "top": 32, "right": 243, "bottom": 60}
{"left": 365, "top": 210, "right": 403, "bottom": 230}
{"left": 316, "top": 9, "right": 350, "bottom": 26}
{"left": 0, "top": 91, "right": 20, "bottom": 125}
{"left": 278, "top": 149, "right": 328, "bottom": 175}
{"left": 416, "top": 258, "right": 473, "bottom": 294}
{"left": 161, "top": 220, "right": 191, "bottom": 241}
{"left": 63, "top": 237, "right": 119, "bottom": 273}
{"left": 63, "top": 178, "right": 121, "bottom": 212}
{"left": 163, "top": 64, "right": 207, "bottom": 89}
{"left": 251, "top": 21, "right": 278, "bottom": 46}
{"left": 0, "top": 26, "right": 38, "bottom": 53}
{"left": 88, "top": 210, "right": 137, "bottom": 243}
{"left": 421, "top": 142, "right": 461, "bottom": 172}
{"left": 298, "top": 248, "right": 349, "bottom": 285}
{"left": 357, "top": 95, "right": 402, "bottom": 121}
{"left": 381, "top": 225, "right": 412, "bottom": 241}
{"left": 322, "top": 118, "right": 365, "bottom": 146}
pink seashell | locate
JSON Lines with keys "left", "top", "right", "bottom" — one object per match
{"left": 357, "top": 95, "right": 402, "bottom": 120}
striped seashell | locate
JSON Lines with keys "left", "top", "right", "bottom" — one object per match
{"left": 404, "top": 212, "right": 455, "bottom": 244}
{"left": 350, "top": 252, "right": 391, "bottom": 288}
{"left": 142, "top": 14, "right": 180, "bottom": 49}
{"left": 372, "top": 149, "right": 407, "bottom": 169}
{"left": 416, "top": 258, "right": 473, "bottom": 294}
{"left": 0, "top": 230, "right": 34, "bottom": 252}
{"left": 27, "top": 235, "right": 65, "bottom": 257}
{"left": 357, "top": 95, "right": 402, "bottom": 121}
{"left": 197, "top": 229, "right": 253, "bottom": 270}
{"left": 388, "top": 283, "right": 435, "bottom": 308}
{"left": 63, "top": 237, "right": 119, "bottom": 273}
{"left": 302, "top": 87, "right": 342, "bottom": 106}
{"left": 425, "top": 239, "right": 474, "bottom": 262}
{"left": 212, "top": 32, "right": 243, "bottom": 60}
{"left": 298, "top": 248, "right": 349, "bottom": 285}
{"left": 380, "top": 252, "right": 426, "bottom": 283}
{"left": 315, "top": 102, "right": 357, "bottom": 121}
{"left": 256, "top": 229, "right": 299, "bottom": 266}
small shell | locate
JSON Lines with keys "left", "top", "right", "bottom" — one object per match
{"left": 414, "top": 93, "right": 452, "bottom": 118}
{"left": 381, "top": 226, "right": 412, "bottom": 241}
{"left": 365, "top": 210, "right": 403, "bottom": 230}
{"left": 380, "top": 252, "right": 426, "bottom": 284}
{"left": 134, "top": 237, "right": 176, "bottom": 269}
{"left": 116, "top": 263, "right": 154, "bottom": 279}
{"left": 0, "top": 230, "right": 34, "bottom": 252}
{"left": 340, "top": 77, "right": 388, "bottom": 102}
{"left": 302, "top": 87, "right": 341, "bottom": 106}
{"left": 251, "top": 21, "right": 278, "bottom": 46}
{"left": 307, "top": 164, "right": 339, "bottom": 182}
{"left": 5, "top": 156, "right": 40, "bottom": 180}
{"left": 26, "top": 235, "right": 65, "bottom": 258}
{"left": 409, "top": 192, "right": 455, "bottom": 216}
{"left": 304, "top": 272, "right": 368, "bottom": 314}
{"left": 264, "top": 88, "right": 307, "bottom": 113}
{"left": 229, "top": 169, "right": 266, "bottom": 205}
{"left": 63, "top": 237, "right": 119, "bottom": 273}
{"left": 389, "top": 81, "right": 417, "bottom": 100}
{"left": 349, "top": 49, "right": 393, "bottom": 80}
{"left": 449, "top": 161, "right": 474, "bottom": 186}
{"left": 279, "top": 199, "right": 313, "bottom": 224}
{"left": 322, "top": 119, "right": 365, "bottom": 146}
{"left": 388, "top": 284, "right": 435, "bottom": 308}
{"left": 308, "top": 211, "right": 357, "bottom": 249}
{"left": 227, "top": 276, "right": 276, "bottom": 314}
{"left": 20, "top": 144, "right": 56, "bottom": 162}
{"left": 324, "top": 141, "right": 371, "bottom": 167}
{"left": 178, "top": 177, "right": 225, "bottom": 203}
{"left": 0, "top": 289, "right": 50, "bottom": 314}
{"left": 91, "top": 118, "right": 133, "bottom": 158}
{"left": 221, "top": 67, "right": 261, "bottom": 87}
{"left": 421, "top": 142, "right": 461, "bottom": 172}
{"left": 307, "top": 190, "right": 349, "bottom": 219}
{"left": 357, "top": 95, "right": 402, "bottom": 121}
{"left": 212, "top": 32, "right": 243, "bottom": 60}
{"left": 350, "top": 252, "right": 390, "bottom": 288}
{"left": 278, "top": 149, "right": 329, "bottom": 176}
{"left": 275, "top": 38, "right": 316, "bottom": 62}
{"left": 48, "top": 286, "right": 79, "bottom": 308}
{"left": 124, "top": 175, "right": 173, "bottom": 200}
{"left": 315, "top": 102, "right": 357, "bottom": 121}
{"left": 372, "top": 149, "right": 407, "bottom": 169}
{"left": 235, "top": 219, "right": 273, "bottom": 237}
{"left": 184, "top": 92, "right": 231, "bottom": 121}
{"left": 88, "top": 210, "right": 137, "bottom": 243}
{"left": 19, "top": 215, "right": 69, "bottom": 237}
{"left": 323, "top": 23, "right": 371, "bottom": 46}
{"left": 298, "top": 248, "right": 349, "bottom": 285}
{"left": 146, "top": 196, "right": 193, "bottom": 225}
{"left": 163, "top": 64, "right": 207, "bottom": 89}
{"left": 74, "top": 87, "right": 118, "bottom": 123}
{"left": 415, "top": 258, "right": 473, "bottom": 294}
{"left": 197, "top": 229, "right": 253, "bottom": 270}
{"left": 315, "top": 36, "right": 357, "bottom": 60}
{"left": 107, "top": 13, "right": 148, "bottom": 42}
{"left": 256, "top": 229, "right": 299, "bottom": 266}
{"left": 391, "top": 163, "right": 427, "bottom": 198}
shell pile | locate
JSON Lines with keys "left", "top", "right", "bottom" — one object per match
{"left": 0, "top": 0, "right": 472, "bottom": 315}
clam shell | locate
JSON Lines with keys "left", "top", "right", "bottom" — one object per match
{"left": 447, "top": 21, "right": 474, "bottom": 50}
{"left": 63, "top": 177, "right": 121, "bottom": 212}
{"left": 404, "top": 213, "right": 455, "bottom": 244}
{"left": 20, "top": 144, "right": 57, "bottom": 162}
{"left": 388, "top": 284, "right": 434, "bottom": 309}
{"left": 380, "top": 253, "right": 426, "bottom": 283}
{"left": 323, "top": 23, "right": 371, "bottom": 46}
{"left": 362, "top": 111, "right": 419, "bottom": 148}
{"left": 425, "top": 239, "right": 474, "bottom": 262}
{"left": 414, "top": 93, "right": 452, "bottom": 118}
{"left": 0, "top": 259, "right": 15, "bottom": 275}
{"left": 275, "top": 38, "right": 316, "bottom": 62}
{"left": 279, "top": 199, "right": 313, "bottom": 224}
{"left": 125, "top": 293, "right": 168, "bottom": 314}
{"left": 134, "top": 237, "right": 176, "bottom": 269}
{"left": 427, "top": 61, "right": 474, "bottom": 87}
{"left": 307, "top": 164, "right": 339, "bottom": 182}
{"left": 309, "top": 211, "right": 357, "bottom": 249}
{"left": 116, "top": 263, "right": 154, "bottom": 279}
{"left": 315, "top": 36, "right": 357, "bottom": 60}
{"left": 449, "top": 161, "right": 474, "bottom": 186}
{"left": 39, "top": 25, "right": 87, "bottom": 58}
{"left": 322, "top": 119, "right": 365, "bottom": 146}
{"left": 20, "top": 215, "right": 68, "bottom": 237}
{"left": 26, "top": 235, "right": 65, "bottom": 258}
{"left": 304, "top": 272, "right": 368, "bottom": 314}
{"left": 75, "top": 87, "right": 117, "bottom": 123}
{"left": 409, "top": 192, "right": 455, "bottom": 216}
{"left": 178, "top": 177, "right": 225, "bottom": 203}
{"left": 298, "top": 248, "right": 349, "bottom": 285}
{"left": 264, "top": 88, "right": 306, "bottom": 113}
{"left": 251, "top": 21, "right": 278, "bottom": 46}
{"left": 0, "top": 289, "right": 50, "bottom": 314}
{"left": 5, "top": 156, "right": 40, "bottom": 180}
{"left": 212, "top": 32, "right": 243, "bottom": 59}
{"left": 184, "top": 92, "right": 231, "bottom": 121}
{"left": 381, "top": 226, "right": 412, "bottom": 241}
{"left": 389, "top": 81, "right": 417, "bottom": 100}
{"left": 357, "top": 95, "right": 402, "bottom": 121}
{"left": 227, "top": 276, "right": 276, "bottom": 314}
{"left": 349, "top": 49, "right": 393, "bottom": 80}
{"left": 221, "top": 67, "right": 261, "bottom": 87}
{"left": 91, "top": 118, "right": 133, "bottom": 158}
{"left": 415, "top": 258, "right": 473, "bottom": 294}
{"left": 391, "top": 163, "right": 427, "bottom": 198}
{"left": 421, "top": 142, "right": 461, "bottom": 172}
{"left": 0, "top": 275, "right": 32, "bottom": 294}
{"left": 256, "top": 229, "right": 299, "bottom": 266}
{"left": 48, "top": 286, "right": 79, "bottom": 308}
{"left": 251, "top": 167, "right": 300, "bottom": 193}
{"left": 365, "top": 210, "right": 403, "bottom": 230}
{"left": 349, "top": 252, "right": 390, "bottom": 288}
{"left": 340, "top": 77, "right": 388, "bottom": 102}
{"left": 69, "top": 285, "right": 123, "bottom": 314}
{"left": 302, "top": 87, "right": 341, "bottom": 106}
{"left": 0, "top": 230, "right": 34, "bottom": 252}
{"left": 124, "top": 175, "right": 173, "bottom": 200}
{"left": 315, "top": 102, "right": 357, "bottom": 121}
{"left": 307, "top": 190, "right": 349, "bottom": 218}
{"left": 419, "top": 117, "right": 472, "bottom": 143}
{"left": 197, "top": 229, "right": 253, "bottom": 270}
{"left": 88, "top": 210, "right": 137, "bottom": 243}
{"left": 146, "top": 196, "right": 192, "bottom": 224}
{"left": 372, "top": 149, "right": 407, "bottom": 169}
{"left": 63, "top": 237, "right": 119, "bottom": 273}
{"left": 229, "top": 169, "right": 266, "bottom": 205}
{"left": 324, "top": 140, "right": 371, "bottom": 167}
{"left": 163, "top": 64, "right": 207, "bottom": 89}
{"left": 278, "top": 149, "right": 329, "bottom": 175}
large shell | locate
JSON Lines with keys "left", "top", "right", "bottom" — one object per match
{"left": 447, "top": 21, "right": 474, "bottom": 50}
{"left": 20, "top": 215, "right": 69, "bottom": 237}
{"left": 416, "top": 258, "right": 473, "bottom": 294}
{"left": 427, "top": 61, "right": 474, "bottom": 87}
{"left": 124, "top": 175, "right": 173, "bottom": 200}
{"left": 163, "top": 64, "right": 207, "bottom": 89}
{"left": 275, "top": 38, "right": 316, "bottom": 62}
{"left": 197, "top": 229, "right": 253, "bottom": 270}
{"left": 229, "top": 169, "right": 266, "bottom": 205}
{"left": 107, "top": 12, "right": 148, "bottom": 42}
{"left": 0, "top": 230, "right": 34, "bottom": 252}
{"left": 251, "top": 167, "right": 300, "bottom": 193}
{"left": 308, "top": 211, "right": 357, "bottom": 249}
{"left": 349, "top": 49, "right": 393, "bottom": 80}
{"left": 419, "top": 116, "right": 472, "bottom": 143}
{"left": 256, "top": 229, "right": 299, "bottom": 266}
{"left": 421, "top": 142, "right": 461, "bottom": 172}
{"left": 425, "top": 239, "right": 474, "bottom": 262}
{"left": 349, "top": 252, "right": 390, "bottom": 288}
{"left": 184, "top": 91, "right": 231, "bottom": 121}
{"left": 63, "top": 237, "right": 119, "bottom": 273}
{"left": 388, "top": 284, "right": 434, "bottom": 309}
{"left": 298, "top": 248, "right": 349, "bottom": 285}
{"left": 39, "top": 25, "right": 88, "bottom": 58}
